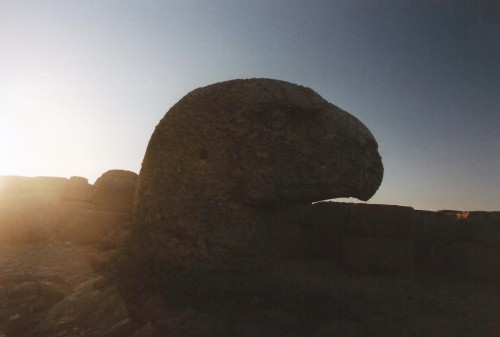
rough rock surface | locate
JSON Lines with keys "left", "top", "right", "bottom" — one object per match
{"left": 0, "top": 243, "right": 158, "bottom": 337}
{"left": 128, "top": 78, "right": 383, "bottom": 272}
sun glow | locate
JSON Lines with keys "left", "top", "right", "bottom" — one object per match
{"left": 0, "top": 114, "right": 16, "bottom": 176}
{"left": 1, "top": 74, "right": 73, "bottom": 177}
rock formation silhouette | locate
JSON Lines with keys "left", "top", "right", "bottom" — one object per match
{"left": 126, "top": 78, "right": 383, "bottom": 273}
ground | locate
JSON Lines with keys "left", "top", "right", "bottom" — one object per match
{"left": 0, "top": 242, "right": 499, "bottom": 337}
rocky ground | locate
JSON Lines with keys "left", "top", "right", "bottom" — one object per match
{"left": 0, "top": 241, "right": 139, "bottom": 337}
{"left": 1, "top": 241, "right": 499, "bottom": 337}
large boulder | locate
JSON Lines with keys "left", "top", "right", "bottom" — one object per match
{"left": 128, "top": 78, "right": 383, "bottom": 272}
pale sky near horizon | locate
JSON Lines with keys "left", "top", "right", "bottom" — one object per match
{"left": 1, "top": 1, "right": 499, "bottom": 211}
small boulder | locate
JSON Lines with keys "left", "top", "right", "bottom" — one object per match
{"left": 92, "top": 170, "right": 138, "bottom": 212}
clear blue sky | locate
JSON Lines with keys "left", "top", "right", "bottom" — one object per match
{"left": 1, "top": 1, "right": 499, "bottom": 211}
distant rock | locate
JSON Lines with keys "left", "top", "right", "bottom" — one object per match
{"left": 124, "top": 78, "right": 383, "bottom": 275}
{"left": 0, "top": 170, "right": 137, "bottom": 245}
{"left": 93, "top": 170, "right": 138, "bottom": 212}
{"left": 0, "top": 176, "right": 68, "bottom": 200}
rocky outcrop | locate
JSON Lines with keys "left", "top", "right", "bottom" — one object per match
{"left": 127, "top": 78, "right": 383, "bottom": 274}
{"left": 0, "top": 170, "right": 137, "bottom": 245}
{"left": 0, "top": 243, "right": 162, "bottom": 337}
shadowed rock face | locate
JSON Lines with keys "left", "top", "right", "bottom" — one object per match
{"left": 131, "top": 78, "right": 383, "bottom": 271}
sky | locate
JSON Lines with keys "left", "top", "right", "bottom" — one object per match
{"left": 1, "top": 0, "right": 499, "bottom": 211}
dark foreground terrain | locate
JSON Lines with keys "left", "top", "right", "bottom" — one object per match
{"left": 1, "top": 241, "right": 499, "bottom": 337}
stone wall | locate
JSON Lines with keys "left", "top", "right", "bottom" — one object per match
{"left": 277, "top": 202, "right": 500, "bottom": 284}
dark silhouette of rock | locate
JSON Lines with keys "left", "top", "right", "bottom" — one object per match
{"left": 127, "top": 78, "right": 383, "bottom": 273}
{"left": 93, "top": 170, "right": 138, "bottom": 212}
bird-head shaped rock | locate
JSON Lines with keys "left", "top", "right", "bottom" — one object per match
{"left": 131, "top": 79, "right": 383, "bottom": 270}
